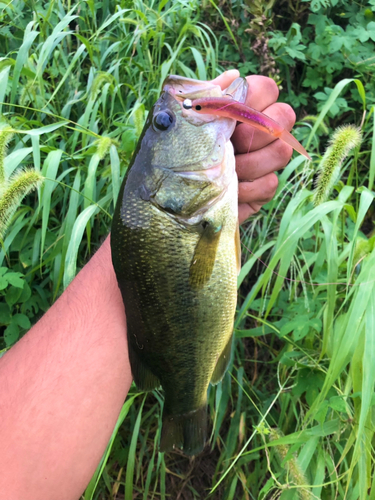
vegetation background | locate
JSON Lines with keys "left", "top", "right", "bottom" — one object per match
{"left": 1, "top": 0, "right": 375, "bottom": 498}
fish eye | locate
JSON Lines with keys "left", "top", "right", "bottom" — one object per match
{"left": 153, "top": 111, "right": 174, "bottom": 131}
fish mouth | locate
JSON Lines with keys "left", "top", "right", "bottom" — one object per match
{"left": 162, "top": 75, "right": 222, "bottom": 100}
{"left": 177, "top": 142, "right": 235, "bottom": 182}
{"left": 162, "top": 75, "right": 248, "bottom": 104}
{"left": 178, "top": 163, "right": 224, "bottom": 181}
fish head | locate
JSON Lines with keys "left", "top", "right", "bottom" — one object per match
{"left": 161, "top": 74, "right": 248, "bottom": 126}
{"left": 149, "top": 75, "right": 248, "bottom": 180}
{"left": 134, "top": 75, "right": 248, "bottom": 220}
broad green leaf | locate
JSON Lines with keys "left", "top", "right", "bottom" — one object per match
{"left": 31, "top": 136, "right": 40, "bottom": 172}
{"left": 0, "top": 65, "right": 10, "bottom": 114}
{"left": 40, "top": 150, "right": 63, "bottom": 256}
{"left": 12, "top": 313, "right": 30, "bottom": 329}
{"left": 109, "top": 144, "right": 120, "bottom": 206}
{"left": 83, "top": 154, "right": 101, "bottom": 210}
{"left": 36, "top": 16, "right": 77, "bottom": 76}
{"left": 190, "top": 47, "right": 207, "bottom": 80}
{"left": 298, "top": 436, "right": 319, "bottom": 472}
{"left": 347, "top": 189, "right": 374, "bottom": 283}
{"left": 20, "top": 121, "right": 68, "bottom": 136}
{"left": 5, "top": 285, "right": 23, "bottom": 306}
{"left": 6, "top": 272, "right": 24, "bottom": 288}
{"left": 321, "top": 216, "right": 338, "bottom": 357}
{"left": 368, "top": 106, "right": 375, "bottom": 191}
{"left": 352, "top": 287, "right": 375, "bottom": 466}
{"left": 0, "top": 302, "right": 11, "bottom": 323}
{"left": 4, "top": 148, "right": 33, "bottom": 179}
{"left": 63, "top": 204, "right": 98, "bottom": 288}
{"left": 4, "top": 322, "right": 19, "bottom": 346}
{"left": 10, "top": 23, "right": 39, "bottom": 105}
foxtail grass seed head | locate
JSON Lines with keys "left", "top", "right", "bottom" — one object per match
{"left": 313, "top": 125, "right": 362, "bottom": 206}
{"left": 95, "top": 136, "right": 113, "bottom": 160}
{"left": 0, "top": 125, "right": 15, "bottom": 186}
{"left": 269, "top": 429, "right": 312, "bottom": 499}
{"left": 89, "top": 72, "right": 113, "bottom": 100}
{"left": 0, "top": 169, "right": 43, "bottom": 239}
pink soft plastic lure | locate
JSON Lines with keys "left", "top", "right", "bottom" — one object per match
{"left": 184, "top": 97, "right": 311, "bottom": 160}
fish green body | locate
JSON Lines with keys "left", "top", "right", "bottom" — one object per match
{"left": 111, "top": 75, "right": 247, "bottom": 455}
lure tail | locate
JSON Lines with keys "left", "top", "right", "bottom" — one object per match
{"left": 279, "top": 129, "right": 311, "bottom": 159}
{"left": 184, "top": 97, "right": 311, "bottom": 160}
{"left": 160, "top": 404, "right": 207, "bottom": 455}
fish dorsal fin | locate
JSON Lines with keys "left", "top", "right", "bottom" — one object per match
{"left": 235, "top": 221, "right": 241, "bottom": 275}
{"left": 189, "top": 222, "right": 222, "bottom": 289}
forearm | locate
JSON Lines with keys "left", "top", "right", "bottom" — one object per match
{"left": 0, "top": 236, "right": 131, "bottom": 500}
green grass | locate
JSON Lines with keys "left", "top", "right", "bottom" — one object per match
{"left": 1, "top": 0, "right": 375, "bottom": 499}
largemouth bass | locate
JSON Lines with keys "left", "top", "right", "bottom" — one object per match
{"left": 111, "top": 75, "right": 309, "bottom": 455}
{"left": 111, "top": 75, "right": 246, "bottom": 455}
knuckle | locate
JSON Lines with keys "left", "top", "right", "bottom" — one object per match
{"left": 246, "top": 75, "right": 279, "bottom": 102}
{"left": 275, "top": 141, "right": 293, "bottom": 164}
{"left": 264, "top": 173, "right": 279, "bottom": 196}
{"left": 271, "top": 103, "right": 296, "bottom": 131}
{"left": 251, "top": 202, "right": 263, "bottom": 213}
{"left": 278, "top": 103, "right": 296, "bottom": 129}
{"left": 267, "top": 78, "right": 280, "bottom": 101}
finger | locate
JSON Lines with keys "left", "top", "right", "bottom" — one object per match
{"left": 232, "top": 102, "right": 296, "bottom": 154}
{"left": 245, "top": 75, "right": 279, "bottom": 111}
{"left": 210, "top": 69, "right": 240, "bottom": 90}
{"left": 239, "top": 203, "right": 263, "bottom": 224}
{"left": 238, "top": 172, "right": 279, "bottom": 225}
{"left": 236, "top": 140, "right": 293, "bottom": 181}
{"left": 238, "top": 173, "right": 278, "bottom": 206}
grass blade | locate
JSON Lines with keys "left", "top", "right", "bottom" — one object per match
{"left": 63, "top": 204, "right": 98, "bottom": 288}
{"left": 4, "top": 147, "right": 33, "bottom": 179}
{"left": 368, "top": 106, "right": 375, "bottom": 191}
{"left": 125, "top": 395, "right": 146, "bottom": 500}
{"left": 109, "top": 144, "right": 120, "bottom": 205}
{"left": 40, "top": 150, "right": 63, "bottom": 256}
{"left": 0, "top": 66, "right": 10, "bottom": 114}
{"left": 10, "top": 23, "right": 39, "bottom": 105}
{"left": 306, "top": 79, "right": 365, "bottom": 150}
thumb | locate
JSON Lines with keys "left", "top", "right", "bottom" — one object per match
{"left": 210, "top": 69, "right": 240, "bottom": 90}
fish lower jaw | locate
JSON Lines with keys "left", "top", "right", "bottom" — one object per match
{"left": 178, "top": 164, "right": 220, "bottom": 180}
{"left": 178, "top": 148, "right": 235, "bottom": 183}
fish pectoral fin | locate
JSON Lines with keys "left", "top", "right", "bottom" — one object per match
{"left": 211, "top": 334, "right": 233, "bottom": 385}
{"left": 235, "top": 221, "right": 241, "bottom": 275}
{"left": 189, "top": 222, "right": 222, "bottom": 289}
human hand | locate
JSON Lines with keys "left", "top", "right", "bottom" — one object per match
{"left": 212, "top": 70, "right": 296, "bottom": 224}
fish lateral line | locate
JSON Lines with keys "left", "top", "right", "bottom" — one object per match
{"left": 183, "top": 97, "right": 311, "bottom": 161}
